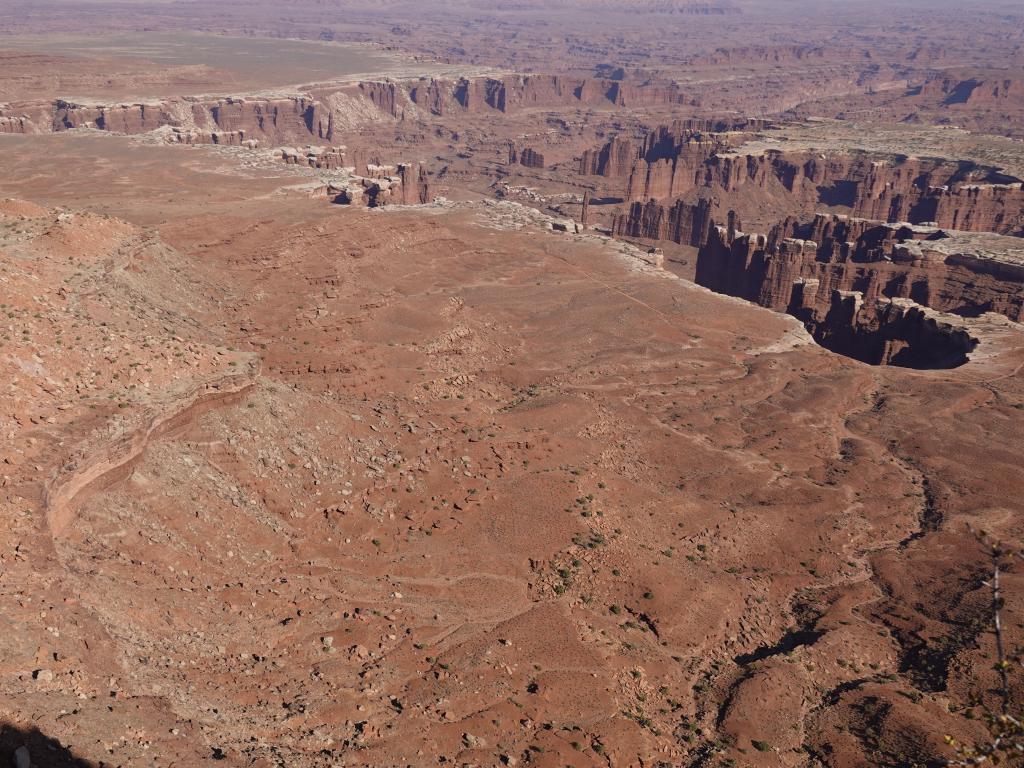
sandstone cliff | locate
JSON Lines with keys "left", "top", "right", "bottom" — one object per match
{"left": 696, "top": 212, "right": 1023, "bottom": 328}
{"left": 0, "top": 114, "right": 34, "bottom": 134}
{"left": 509, "top": 145, "right": 546, "bottom": 169}
{"left": 811, "top": 294, "right": 978, "bottom": 368}
{"left": 578, "top": 118, "right": 768, "bottom": 178}
{"left": 597, "top": 124, "right": 1024, "bottom": 238}
{"left": 612, "top": 198, "right": 715, "bottom": 247}
{"left": 327, "top": 161, "right": 430, "bottom": 208}
{"left": 693, "top": 215, "right": 1022, "bottom": 367}
{"left": 7, "top": 73, "right": 701, "bottom": 149}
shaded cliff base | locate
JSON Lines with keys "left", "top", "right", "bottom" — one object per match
{"left": 803, "top": 293, "right": 979, "bottom": 370}
{"left": 0, "top": 724, "right": 93, "bottom": 768}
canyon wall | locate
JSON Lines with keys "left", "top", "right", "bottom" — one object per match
{"left": 695, "top": 213, "right": 1024, "bottom": 322}
{"left": 0, "top": 114, "right": 34, "bottom": 134}
{"left": 0, "top": 73, "right": 700, "bottom": 149}
{"left": 692, "top": 215, "right": 1024, "bottom": 367}
{"left": 326, "top": 161, "right": 430, "bottom": 208}
{"left": 46, "top": 96, "right": 332, "bottom": 145}
{"left": 611, "top": 197, "right": 715, "bottom": 247}
{"left": 578, "top": 118, "right": 768, "bottom": 177}
{"left": 593, "top": 124, "right": 1024, "bottom": 239}
{"left": 509, "top": 145, "right": 546, "bottom": 169}
{"left": 443, "top": 74, "right": 689, "bottom": 114}
{"left": 811, "top": 293, "right": 979, "bottom": 368}
{"left": 915, "top": 73, "right": 1024, "bottom": 109}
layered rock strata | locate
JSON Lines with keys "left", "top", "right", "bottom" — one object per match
{"left": 0, "top": 73, "right": 701, "bottom": 148}
{"left": 694, "top": 213, "right": 1024, "bottom": 366}
{"left": 327, "top": 162, "right": 430, "bottom": 207}
{"left": 596, "top": 123, "right": 1024, "bottom": 238}
{"left": 509, "top": 145, "right": 546, "bottom": 169}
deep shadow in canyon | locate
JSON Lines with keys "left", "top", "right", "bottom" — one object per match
{"left": 1, "top": 725, "right": 95, "bottom": 768}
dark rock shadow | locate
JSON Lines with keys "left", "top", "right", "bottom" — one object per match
{"left": 942, "top": 79, "right": 980, "bottom": 105}
{"left": 0, "top": 724, "right": 95, "bottom": 768}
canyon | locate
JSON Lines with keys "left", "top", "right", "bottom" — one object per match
{"left": 694, "top": 215, "right": 1023, "bottom": 366}
{"left": 578, "top": 120, "right": 1024, "bottom": 370}
{"left": 1, "top": 2, "right": 1024, "bottom": 767}
{"left": 594, "top": 123, "right": 1024, "bottom": 237}
{"left": 0, "top": 74, "right": 699, "bottom": 144}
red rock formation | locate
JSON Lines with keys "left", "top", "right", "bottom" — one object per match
{"left": 51, "top": 100, "right": 180, "bottom": 133}
{"left": 612, "top": 197, "right": 714, "bottom": 247}
{"left": 516, "top": 147, "right": 546, "bottom": 169}
{"left": 47, "top": 95, "right": 331, "bottom": 144}
{"left": 328, "top": 162, "right": 430, "bottom": 208}
{"left": 358, "top": 81, "right": 404, "bottom": 118}
{"left": 403, "top": 74, "right": 689, "bottom": 115}
{"left": 206, "top": 97, "right": 329, "bottom": 143}
{"left": 408, "top": 79, "right": 450, "bottom": 116}
{"left": 916, "top": 74, "right": 1024, "bottom": 109}
{"left": 100, "top": 104, "right": 175, "bottom": 133}
{"left": 605, "top": 80, "right": 686, "bottom": 108}
{"left": 579, "top": 119, "right": 769, "bottom": 179}
{"left": 694, "top": 214, "right": 1022, "bottom": 367}
{"left": 696, "top": 213, "right": 1024, "bottom": 322}
{"left": 959, "top": 77, "right": 1024, "bottom": 107}
{"left": 579, "top": 135, "right": 638, "bottom": 177}
{"left": 811, "top": 293, "right": 979, "bottom": 368}
{"left": 281, "top": 146, "right": 349, "bottom": 169}
{"left": 8, "top": 75, "right": 734, "bottom": 152}
{"left": 685, "top": 44, "right": 830, "bottom": 67}
{"left": 0, "top": 114, "right": 33, "bottom": 133}
{"left": 602, "top": 129, "right": 1024, "bottom": 238}
{"left": 397, "top": 162, "right": 431, "bottom": 205}
{"left": 167, "top": 128, "right": 255, "bottom": 147}
{"left": 623, "top": 134, "right": 722, "bottom": 200}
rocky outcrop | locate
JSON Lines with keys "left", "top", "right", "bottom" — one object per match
{"left": 281, "top": 145, "right": 349, "bottom": 170}
{"left": 448, "top": 74, "right": 688, "bottom": 113}
{"left": 811, "top": 294, "right": 978, "bottom": 368}
{"left": 0, "top": 115, "right": 32, "bottom": 133}
{"left": 624, "top": 135, "right": 721, "bottom": 201}
{"left": 6, "top": 73, "right": 703, "bottom": 150}
{"left": 697, "top": 214, "right": 1024, "bottom": 321}
{"left": 358, "top": 81, "right": 405, "bottom": 119}
{"left": 596, "top": 124, "right": 1024, "bottom": 238}
{"left": 694, "top": 212, "right": 1023, "bottom": 366}
{"left": 612, "top": 197, "right": 715, "bottom": 247}
{"left": 915, "top": 74, "right": 1024, "bottom": 109}
{"left": 206, "top": 97, "right": 330, "bottom": 142}
{"left": 693, "top": 217, "right": 1019, "bottom": 367}
{"left": 661, "top": 150, "right": 1022, "bottom": 228}
{"left": 53, "top": 100, "right": 174, "bottom": 132}
{"left": 685, "top": 44, "right": 830, "bottom": 67}
{"left": 842, "top": 161, "right": 1024, "bottom": 232}
{"left": 328, "top": 162, "right": 430, "bottom": 208}
{"left": 509, "top": 145, "right": 546, "bottom": 169}
{"left": 350, "top": 74, "right": 697, "bottom": 118}
{"left": 579, "top": 135, "right": 639, "bottom": 177}
{"left": 0, "top": 104, "right": 40, "bottom": 134}
{"left": 397, "top": 162, "right": 431, "bottom": 205}
{"left": 167, "top": 128, "right": 258, "bottom": 147}
{"left": 47, "top": 95, "right": 331, "bottom": 144}
{"left": 578, "top": 118, "right": 768, "bottom": 178}
{"left": 407, "top": 79, "right": 450, "bottom": 116}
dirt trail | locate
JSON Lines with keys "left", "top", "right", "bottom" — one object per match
{"left": 44, "top": 366, "right": 259, "bottom": 539}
